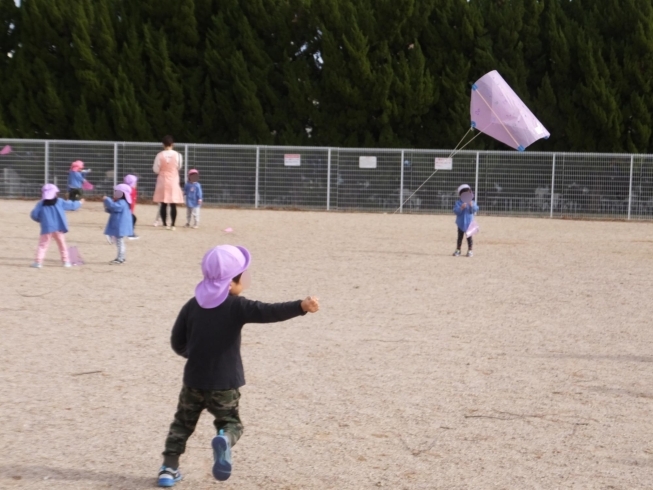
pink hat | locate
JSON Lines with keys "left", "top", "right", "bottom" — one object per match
{"left": 195, "top": 245, "right": 251, "bottom": 309}
{"left": 42, "top": 184, "right": 59, "bottom": 200}
{"left": 114, "top": 183, "right": 133, "bottom": 204}
{"left": 188, "top": 169, "right": 199, "bottom": 176}
{"left": 70, "top": 160, "right": 84, "bottom": 171}
{"left": 124, "top": 174, "right": 138, "bottom": 187}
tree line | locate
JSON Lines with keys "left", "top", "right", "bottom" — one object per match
{"left": 1, "top": 0, "right": 653, "bottom": 152}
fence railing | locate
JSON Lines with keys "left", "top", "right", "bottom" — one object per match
{"left": 1, "top": 139, "right": 652, "bottom": 220}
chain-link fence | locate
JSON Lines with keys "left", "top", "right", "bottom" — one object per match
{"left": 1, "top": 139, "right": 652, "bottom": 220}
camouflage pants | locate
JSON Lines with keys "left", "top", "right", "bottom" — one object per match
{"left": 163, "top": 385, "right": 243, "bottom": 457}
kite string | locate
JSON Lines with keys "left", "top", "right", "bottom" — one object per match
{"left": 393, "top": 127, "right": 474, "bottom": 214}
{"left": 474, "top": 90, "right": 520, "bottom": 149}
{"left": 449, "top": 129, "right": 484, "bottom": 158}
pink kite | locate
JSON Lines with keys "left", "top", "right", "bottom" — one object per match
{"left": 0, "top": 145, "right": 11, "bottom": 155}
{"left": 471, "top": 70, "right": 550, "bottom": 151}
{"left": 82, "top": 180, "right": 94, "bottom": 190}
{"left": 466, "top": 221, "right": 479, "bottom": 238}
{"left": 67, "top": 246, "right": 84, "bottom": 266}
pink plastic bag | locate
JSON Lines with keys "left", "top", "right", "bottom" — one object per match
{"left": 466, "top": 220, "right": 479, "bottom": 238}
{"left": 82, "top": 180, "right": 94, "bottom": 190}
{"left": 0, "top": 145, "right": 11, "bottom": 155}
{"left": 68, "top": 246, "right": 84, "bottom": 266}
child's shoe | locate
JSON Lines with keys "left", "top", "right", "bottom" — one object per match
{"left": 109, "top": 259, "right": 124, "bottom": 265}
{"left": 211, "top": 431, "right": 232, "bottom": 481}
{"left": 30, "top": 262, "right": 42, "bottom": 268}
{"left": 192, "top": 225, "right": 198, "bottom": 229}
{"left": 105, "top": 235, "right": 114, "bottom": 245}
{"left": 184, "top": 223, "right": 190, "bottom": 228}
{"left": 128, "top": 235, "right": 140, "bottom": 240}
{"left": 63, "top": 262, "right": 72, "bottom": 268}
{"left": 452, "top": 249, "right": 461, "bottom": 257}
{"left": 466, "top": 250, "right": 474, "bottom": 257}
{"left": 157, "top": 466, "right": 182, "bottom": 487}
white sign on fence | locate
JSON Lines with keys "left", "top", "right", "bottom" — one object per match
{"left": 435, "top": 157, "right": 453, "bottom": 170}
{"left": 359, "top": 156, "right": 377, "bottom": 169}
{"left": 284, "top": 154, "right": 301, "bottom": 166}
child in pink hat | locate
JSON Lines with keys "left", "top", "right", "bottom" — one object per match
{"left": 183, "top": 169, "right": 202, "bottom": 228}
{"left": 67, "top": 160, "right": 91, "bottom": 201}
{"left": 157, "top": 245, "right": 319, "bottom": 487}
{"left": 30, "top": 184, "right": 83, "bottom": 268}
{"left": 123, "top": 174, "right": 139, "bottom": 239}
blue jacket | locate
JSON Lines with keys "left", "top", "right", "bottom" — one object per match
{"left": 104, "top": 198, "right": 133, "bottom": 237}
{"left": 184, "top": 182, "right": 203, "bottom": 208}
{"left": 30, "top": 198, "right": 81, "bottom": 235}
{"left": 68, "top": 170, "right": 90, "bottom": 189}
{"left": 453, "top": 199, "right": 479, "bottom": 231}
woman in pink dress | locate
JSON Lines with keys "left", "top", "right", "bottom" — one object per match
{"left": 153, "top": 135, "right": 185, "bottom": 230}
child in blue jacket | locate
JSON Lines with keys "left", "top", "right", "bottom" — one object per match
{"left": 453, "top": 184, "right": 479, "bottom": 257}
{"left": 104, "top": 184, "right": 134, "bottom": 265}
{"left": 184, "top": 169, "right": 203, "bottom": 228}
{"left": 30, "top": 184, "right": 82, "bottom": 268}
{"left": 68, "top": 160, "right": 91, "bottom": 201}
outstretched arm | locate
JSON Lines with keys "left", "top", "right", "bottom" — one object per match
{"left": 30, "top": 202, "right": 43, "bottom": 222}
{"left": 61, "top": 199, "right": 82, "bottom": 212}
{"left": 238, "top": 296, "right": 319, "bottom": 324}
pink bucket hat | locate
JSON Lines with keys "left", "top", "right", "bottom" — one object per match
{"left": 114, "top": 183, "right": 133, "bottom": 204}
{"left": 124, "top": 174, "right": 138, "bottom": 187}
{"left": 42, "top": 184, "right": 59, "bottom": 200}
{"left": 195, "top": 245, "right": 251, "bottom": 309}
{"left": 70, "top": 160, "right": 84, "bottom": 171}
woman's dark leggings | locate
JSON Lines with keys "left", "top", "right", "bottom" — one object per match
{"left": 457, "top": 228, "right": 473, "bottom": 250}
{"left": 160, "top": 204, "right": 177, "bottom": 226}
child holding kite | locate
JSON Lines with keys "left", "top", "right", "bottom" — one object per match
{"left": 453, "top": 184, "right": 479, "bottom": 257}
{"left": 157, "top": 245, "right": 319, "bottom": 487}
{"left": 67, "top": 160, "right": 92, "bottom": 201}
{"left": 103, "top": 184, "right": 134, "bottom": 265}
{"left": 30, "top": 184, "right": 82, "bottom": 268}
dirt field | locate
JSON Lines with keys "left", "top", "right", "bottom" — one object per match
{"left": 1, "top": 199, "right": 652, "bottom": 489}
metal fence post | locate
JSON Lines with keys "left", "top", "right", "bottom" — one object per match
{"left": 255, "top": 146, "right": 260, "bottom": 208}
{"left": 326, "top": 148, "right": 331, "bottom": 211}
{"left": 550, "top": 153, "right": 556, "bottom": 218}
{"left": 44, "top": 141, "right": 50, "bottom": 184}
{"left": 628, "top": 154, "right": 634, "bottom": 220}
{"left": 184, "top": 144, "right": 189, "bottom": 184}
{"left": 113, "top": 143, "right": 118, "bottom": 186}
{"left": 474, "top": 152, "right": 479, "bottom": 202}
{"left": 399, "top": 150, "right": 405, "bottom": 213}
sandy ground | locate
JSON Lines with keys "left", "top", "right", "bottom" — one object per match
{"left": 1, "top": 200, "right": 653, "bottom": 490}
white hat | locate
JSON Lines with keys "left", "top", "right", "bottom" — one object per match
{"left": 457, "top": 184, "right": 471, "bottom": 195}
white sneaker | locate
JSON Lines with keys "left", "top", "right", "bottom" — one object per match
{"left": 63, "top": 262, "right": 72, "bottom": 267}
{"left": 30, "top": 262, "right": 42, "bottom": 268}
{"left": 466, "top": 250, "right": 474, "bottom": 257}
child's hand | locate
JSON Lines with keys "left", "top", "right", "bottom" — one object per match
{"left": 102, "top": 196, "right": 108, "bottom": 200}
{"left": 80, "top": 199, "right": 85, "bottom": 204}
{"left": 301, "top": 296, "right": 320, "bottom": 313}
{"left": 461, "top": 203, "right": 467, "bottom": 209}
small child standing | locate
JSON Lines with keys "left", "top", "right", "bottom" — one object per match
{"left": 184, "top": 169, "right": 203, "bottom": 228}
{"left": 67, "top": 160, "right": 91, "bottom": 201}
{"left": 157, "top": 245, "right": 319, "bottom": 487}
{"left": 453, "top": 184, "right": 479, "bottom": 257}
{"left": 103, "top": 184, "right": 134, "bottom": 265}
{"left": 30, "top": 184, "right": 82, "bottom": 268}
{"left": 124, "top": 174, "right": 140, "bottom": 240}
